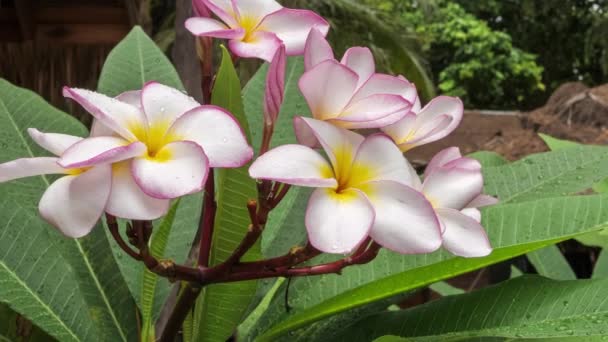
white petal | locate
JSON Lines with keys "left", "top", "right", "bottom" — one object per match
{"left": 466, "top": 194, "right": 499, "bottom": 209}
{"left": 27, "top": 128, "right": 82, "bottom": 156}
{"left": 105, "top": 162, "right": 170, "bottom": 220}
{"left": 63, "top": 87, "right": 144, "bottom": 141}
{"left": 141, "top": 82, "right": 200, "bottom": 129}
{"left": 293, "top": 117, "right": 364, "bottom": 169}
{"left": 185, "top": 17, "right": 245, "bottom": 39}
{"left": 351, "top": 73, "right": 417, "bottom": 104}
{"left": 306, "top": 188, "right": 374, "bottom": 254}
{"left": 228, "top": 31, "right": 283, "bottom": 62}
{"left": 248, "top": 144, "right": 337, "bottom": 188}
{"left": 366, "top": 181, "right": 442, "bottom": 254}
{"left": 0, "top": 157, "right": 66, "bottom": 183}
{"left": 341, "top": 47, "right": 375, "bottom": 87}
{"left": 115, "top": 90, "right": 143, "bottom": 109}
{"left": 424, "top": 147, "right": 462, "bottom": 178}
{"left": 259, "top": 8, "right": 330, "bottom": 55}
{"left": 381, "top": 113, "right": 417, "bottom": 145}
{"left": 350, "top": 134, "right": 419, "bottom": 188}
{"left": 203, "top": 0, "right": 238, "bottom": 27}
{"left": 39, "top": 165, "right": 111, "bottom": 238}
{"left": 233, "top": 0, "right": 282, "bottom": 23}
{"left": 58, "top": 137, "right": 146, "bottom": 169}
{"left": 410, "top": 96, "right": 463, "bottom": 146}
{"left": 90, "top": 119, "right": 116, "bottom": 137}
{"left": 437, "top": 208, "right": 492, "bottom": 257}
{"left": 132, "top": 141, "right": 209, "bottom": 199}
{"left": 423, "top": 160, "right": 483, "bottom": 210}
{"left": 337, "top": 94, "right": 410, "bottom": 129}
{"left": 304, "top": 28, "right": 334, "bottom": 71}
{"left": 461, "top": 208, "right": 481, "bottom": 222}
{"left": 167, "top": 106, "right": 253, "bottom": 168}
{"left": 298, "top": 60, "right": 358, "bottom": 121}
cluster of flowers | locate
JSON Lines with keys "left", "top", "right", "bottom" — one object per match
{"left": 0, "top": 0, "right": 495, "bottom": 257}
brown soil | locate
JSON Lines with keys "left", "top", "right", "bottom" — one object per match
{"left": 409, "top": 82, "right": 608, "bottom": 163}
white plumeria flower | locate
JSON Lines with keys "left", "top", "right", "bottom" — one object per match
{"left": 415, "top": 147, "right": 496, "bottom": 257}
{"left": 60, "top": 82, "right": 253, "bottom": 202}
{"left": 249, "top": 117, "right": 443, "bottom": 254}
{"left": 0, "top": 129, "right": 110, "bottom": 237}
{"left": 186, "top": 0, "right": 329, "bottom": 61}
{"left": 381, "top": 95, "right": 464, "bottom": 152}
{"left": 297, "top": 28, "right": 417, "bottom": 132}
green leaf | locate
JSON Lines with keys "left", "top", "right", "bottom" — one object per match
{"left": 0, "top": 79, "right": 138, "bottom": 341}
{"left": 429, "top": 282, "right": 465, "bottom": 296}
{"left": 527, "top": 245, "right": 576, "bottom": 280}
{"left": 98, "top": 26, "right": 183, "bottom": 95}
{"left": 593, "top": 250, "right": 608, "bottom": 279}
{"left": 252, "top": 193, "right": 608, "bottom": 340}
{"left": 140, "top": 201, "right": 180, "bottom": 342}
{"left": 482, "top": 145, "right": 608, "bottom": 203}
{"left": 468, "top": 151, "right": 508, "bottom": 168}
{"left": 192, "top": 45, "right": 260, "bottom": 342}
{"left": 539, "top": 133, "right": 581, "bottom": 150}
{"left": 332, "top": 276, "right": 608, "bottom": 340}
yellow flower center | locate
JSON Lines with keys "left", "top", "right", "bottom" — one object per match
{"left": 329, "top": 145, "right": 375, "bottom": 195}
{"left": 128, "top": 118, "right": 179, "bottom": 162}
{"left": 239, "top": 15, "right": 260, "bottom": 42}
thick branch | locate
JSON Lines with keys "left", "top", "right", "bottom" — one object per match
{"left": 198, "top": 169, "right": 217, "bottom": 267}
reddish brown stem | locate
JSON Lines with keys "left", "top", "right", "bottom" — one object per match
{"left": 198, "top": 169, "right": 217, "bottom": 267}
{"left": 105, "top": 214, "right": 141, "bottom": 260}
{"left": 158, "top": 284, "right": 201, "bottom": 342}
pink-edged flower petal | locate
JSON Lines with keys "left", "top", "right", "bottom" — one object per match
{"left": 27, "top": 128, "right": 82, "bottom": 156}
{"left": 141, "top": 82, "right": 200, "bottom": 128}
{"left": 350, "top": 134, "right": 419, "bottom": 188}
{"left": 336, "top": 94, "right": 410, "bottom": 129}
{"left": 63, "top": 87, "right": 144, "bottom": 141}
{"left": 437, "top": 208, "right": 492, "bottom": 257}
{"left": 39, "top": 165, "right": 111, "bottom": 238}
{"left": 466, "top": 194, "right": 499, "bottom": 208}
{"left": 105, "top": 161, "right": 170, "bottom": 220}
{"left": 185, "top": 17, "right": 246, "bottom": 39}
{"left": 132, "top": 141, "right": 209, "bottom": 199}
{"left": 306, "top": 188, "right": 374, "bottom": 254}
{"left": 193, "top": 0, "right": 212, "bottom": 17}
{"left": 228, "top": 30, "right": 282, "bottom": 62}
{"left": 366, "top": 181, "right": 442, "bottom": 254}
{"left": 412, "top": 96, "right": 463, "bottom": 144}
{"left": 341, "top": 47, "right": 375, "bottom": 88}
{"left": 116, "top": 90, "right": 143, "bottom": 109}
{"left": 299, "top": 60, "right": 358, "bottom": 121}
{"left": 351, "top": 74, "right": 417, "bottom": 104}
{"left": 424, "top": 147, "right": 462, "bottom": 178}
{"left": 381, "top": 113, "right": 417, "bottom": 144}
{"left": 233, "top": 0, "right": 282, "bottom": 23}
{"left": 90, "top": 119, "right": 116, "bottom": 137}
{"left": 259, "top": 8, "right": 330, "bottom": 56}
{"left": 58, "top": 137, "right": 146, "bottom": 169}
{"left": 264, "top": 45, "right": 286, "bottom": 125}
{"left": 248, "top": 144, "right": 337, "bottom": 188}
{"left": 293, "top": 117, "right": 364, "bottom": 172}
{"left": 405, "top": 114, "right": 452, "bottom": 146}
{"left": 461, "top": 208, "right": 481, "bottom": 222}
{"left": 423, "top": 161, "right": 483, "bottom": 210}
{"left": 202, "top": 0, "right": 238, "bottom": 27}
{"left": 167, "top": 105, "right": 253, "bottom": 168}
{"left": 0, "top": 157, "right": 66, "bottom": 182}
{"left": 304, "top": 28, "right": 334, "bottom": 71}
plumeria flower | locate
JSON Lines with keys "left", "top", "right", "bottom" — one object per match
{"left": 0, "top": 129, "right": 110, "bottom": 237}
{"left": 414, "top": 147, "right": 496, "bottom": 257}
{"left": 263, "top": 44, "right": 286, "bottom": 126}
{"left": 61, "top": 82, "right": 253, "bottom": 203}
{"left": 185, "top": 0, "right": 329, "bottom": 61}
{"left": 296, "top": 28, "right": 417, "bottom": 135}
{"left": 381, "top": 95, "right": 464, "bottom": 152}
{"left": 249, "top": 117, "right": 443, "bottom": 254}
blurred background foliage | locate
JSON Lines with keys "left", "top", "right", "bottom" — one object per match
{"left": 149, "top": 0, "right": 608, "bottom": 110}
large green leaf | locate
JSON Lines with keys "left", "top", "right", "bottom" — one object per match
{"left": 333, "top": 276, "right": 608, "bottom": 340}
{"left": 527, "top": 245, "right": 576, "bottom": 280}
{"left": 482, "top": 145, "right": 608, "bottom": 203}
{"left": 191, "top": 46, "right": 260, "bottom": 342}
{"left": 97, "top": 26, "right": 183, "bottom": 96}
{"left": 0, "top": 79, "right": 138, "bottom": 341}
{"left": 251, "top": 191, "right": 608, "bottom": 340}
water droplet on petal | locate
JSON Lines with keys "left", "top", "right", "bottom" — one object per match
{"left": 160, "top": 107, "right": 166, "bottom": 113}
{"left": 222, "top": 137, "right": 228, "bottom": 143}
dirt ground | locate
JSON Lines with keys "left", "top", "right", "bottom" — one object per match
{"left": 408, "top": 82, "right": 608, "bottom": 164}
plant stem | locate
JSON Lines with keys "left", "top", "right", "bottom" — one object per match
{"left": 158, "top": 284, "right": 201, "bottom": 342}
{"left": 105, "top": 214, "right": 141, "bottom": 260}
{"left": 198, "top": 169, "right": 216, "bottom": 267}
